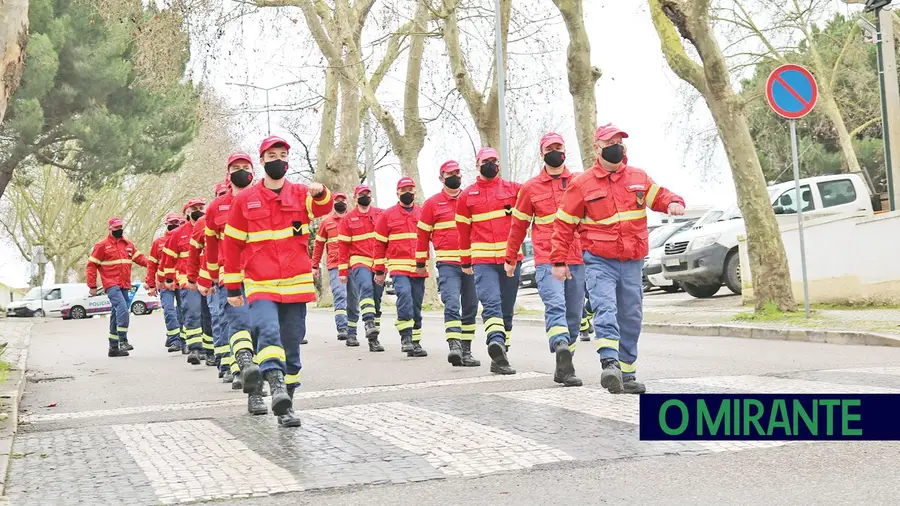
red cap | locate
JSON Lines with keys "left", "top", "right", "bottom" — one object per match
{"left": 258, "top": 135, "right": 291, "bottom": 156}
{"left": 227, "top": 152, "right": 254, "bottom": 168}
{"left": 540, "top": 132, "right": 565, "bottom": 151}
{"left": 396, "top": 177, "right": 416, "bottom": 190}
{"left": 182, "top": 197, "right": 206, "bottom": 214}
{"left": 594, "top": 123, "right": 629, "bottom": 142}
{"left": 354, "top": 184, "right": 371, "bottom": 197}
{"left": 108, "top": 217, "right": 123, "bottom": 228}
{"left": 440, "top": 160, "right": 460, "bottom": 174}
{"left": 164, "top": 213, "right": 181, "bottom": 224}
{"left": 476, "top": 147, "right": 499, "bottom": 164}
{"left": 214, "top": 182, "right": 229, "bottom": 196}
{"left": 334, "top": 192, "right": 348, "bottom": 200}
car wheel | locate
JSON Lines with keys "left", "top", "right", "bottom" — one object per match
{"left": 69, "top": 306, "right": 87, "bottom": 320}
{"left": 33, "top": 309, "right": 45, "bottom": 318}
{"left": 661, "top": 284, "right": 680, "bottom": 293}
{"left": 682, "top": 282, "right": 720, "bottom": 298}
{"left": 131, "top": 301, "right": 147, "bottom": 315}
{"left": 724, "top": 251, "right": 742, "bottom": 295}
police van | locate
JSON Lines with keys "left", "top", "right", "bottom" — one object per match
{"left": 58, "top": 282, "right": 160, "bottom": 320}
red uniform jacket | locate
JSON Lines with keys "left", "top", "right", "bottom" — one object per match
{"left": 506, "top": 168, "right": 582, "bottom": 265}
{"left": 202, "top": 192, "right": 235, "bottom": 285}
{"left": 337, "top": 206, "right": 383, "bottom": 276}
{"left": 160, "top": 221, "right": 194, "bottom": 288}
{"left": 416, "top": 190, "right": 463, "bottom": 266}
{"left": 552, "top": 162, "right": 685, "bottom": 263}
{"left": 374, "top": 204, "right": 425, "bottom": 277}
{"left": 86, "top": 234, "right": 149, "bottom": 290}
{"left": 222, "top": 182, "right": 333, "bottom": 303}
{"left": 186, "top": 216, "right": 213, "bottom": 287}
{"left": 145, "top": 231, "right": 175, "bottom": 288}
{"left": 455, "top": 176, "right": 523, "bottom": 266}
{"left": 311, "top": 212, "right": 344, "bottom": 270}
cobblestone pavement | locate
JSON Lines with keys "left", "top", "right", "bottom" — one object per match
{"left": 9, "top": 366, "right": 900, "bottom": 504}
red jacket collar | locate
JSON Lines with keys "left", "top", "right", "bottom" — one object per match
{"left": 539, "top": 166, "right": 572, "bottom": 182}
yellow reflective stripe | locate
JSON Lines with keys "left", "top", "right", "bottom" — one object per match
{"left": 349, "top": 232, "right": 376, "bottom": 241}
{"left": 338, "top": 263, "right": 349, "bottom": 270}
{"left": 455, "top": 214, "right": 471, "bottom": 225}
{"left": 416, "top": 251, "right": 428, "bottom": 260}
{"left": 257, "top": 345, "right": 286, "bottom": 363}
{"left": 534, "top": 213, "right": 555, "bottom": 225}
{"left": 471, "top": 241, "right": 507, "bottom": 251}
{"left": 246, "top": 225, "right": 309, "bottom": 243}
{"left": 595, "top": 338, "right": 618, "bottom": 350}
{"left": 315, "top": 235, "right": 327, "bottom": 242}
{"left": 222, "top": 272, "right": 243, "bottom": 283}
{"left": 147, "top": 255, "right": 158, "bottom": 263}
{"left": 485, "top": 317, "right": 504, "bottom": 335}
{"left": 512, "top": 208, "right": 532, "bottom": 222}
{"left": 162, "top": 247, "right": 177, "bottom": 258}
{"left": 556, "top": 209, "right": 581, "bottom": 225}
{"left": 204, "top": 226, "right": 217, "bottom": 237}
{"left": 461, "top": 323, "right": 476, "bottom": 332}
{"left": 396, "top": 320, "right": 414, "bottom": 331}
{"left": 350, "top": 255, "right": 375, "bottom": 266}
{"left": 417, "top": 221, "right": 433, "bottom": 232}
{"left": 445, "top": 320, "right": 462, "bottom": 329}
{"left": 177, "top": 274, "right": 188, "bottom": 284}
{"left": 224, "top": 224, "right": 248, "bottom": 241}
{"left": 117, "top": 326, "right": 129, "bottom": 332}
{"left": 337, "top": 234, "right": 352, "bottom": 242}
{"left": 388, "top": 232, "right": 418, "bottom": 241}
{"left": 285, "top": 372, "right": 301, "bottom": 385}
{"left": 446, "top": 332, "right": 463, "bottom": 340}
{"left": 244, "top": 274, "right": 316, "bottom": 297}
{"left": 190, "top": 238, "right": 202, "bottom": 249}
{"left": 547, "top": 326, "right": 569, "bottom": 339}
{"left": 326, "top": 237, "right": 338, "bottom": 244}
{"left": 214, "top": 344, "right": 230, "bottom": 354}
{"left": 95, "top": 258, "right": 132, "bottom": 266}
{"left": 178, "top": 251, "right": 190, "bottom": 258}
{"left": 313, "top": 187, "right": 331, "bottom": 205}
{"left": 620, "top": 361, "right": 636, "bottom": 373}
{"left": 131, "top": 251, "right": 141, "bottom": 260}
{"left": 646, "top": 185, "right": 660, "bottom": 208}
{"left": 582, "top": 209, "right": 647, "bottom": 226}
{"left": 386, "top": 259, "right": 418, "bottom": 270}
{"left": 185, "top": 327, "right": 203, "bottom": 336}
{"left": 435, "top": 249, "right": 461, "bottom": 262}
{"left": 374, "top": 232, "right": 388, "bottom": 243}
{"left": 472, "top": 250, "right": 506, "bottom": 258}
{"left": 434, "top": 220, "right": 456, "bottom": 230}
{"left": 199, "top": 269, "right": 212, "bottom": 280}
{"left": 568, "top": 341, "right": 577, "bottom": 353}
{"left": 471, "top": 209, "right": 507, "bottom": 222}
{"left": 206, "top": 262, "right": 219, "bottom": 272}
{"left": 87, "top": 256, "right": 101, "bottom": 265}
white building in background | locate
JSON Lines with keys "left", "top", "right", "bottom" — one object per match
{"left": 0, "top": 281, "right": 27, "bottom": 310}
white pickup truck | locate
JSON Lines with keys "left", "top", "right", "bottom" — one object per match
{"left": 659, "top": 173, "right": 873, "bottom": 298}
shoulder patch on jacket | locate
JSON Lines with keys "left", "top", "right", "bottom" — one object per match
{"left": 627, "top": 184, "right": 645, "bottom": 191}
{"left": 247, "top": 201, "right": 261, "bottom": 209}
{"left": 219, "top": 204, "right": 230, "bottom": 211}
{"left": 468, "top": 190, "right": 480, "bottom": 196}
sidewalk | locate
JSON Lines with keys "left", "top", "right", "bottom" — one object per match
{"left": 0, "top": 319, "right": 34, "bottom": 497}
{"left": 318, "top": 287, "right": 900, "bottom": 348}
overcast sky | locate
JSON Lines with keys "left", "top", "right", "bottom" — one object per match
{"left": 0, "top": 0, "right": 864, "bottom": 288}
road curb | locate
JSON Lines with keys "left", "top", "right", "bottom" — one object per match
{"left": 0, "top": 322, "right": 33, "bottom": 497}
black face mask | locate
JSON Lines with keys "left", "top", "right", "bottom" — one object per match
{"left": 111, "top": 229, "right": 124, "bottom": 239}
{"left": 357, "top": 195, "right": 371, "bottom": 207}
{"left": 480, "top": 161, "right": 499, "bottom": 178}
{"left": 190, "top": 210, "right": 204, "bottom": 222}
{"left": 230, "top": 169, "right": 253, "bottom": 188}
{"left": 334, "top": 201, "right": 347, "bottom": 213}
{"left": 399, "top": 192, "right": 415, "bottom": 206}
{"left": 264, "top": 160, "right": 288, "bottom": 180}
{"left": 600, "top": 144, "right": 625, "bottom": 165}
{"left": 544, "top": 151, "right": 565, "bottom": 168}
{"left": 443, "top": 175, "right": 461, "bottom": 190}
{"left": 167, "top": 224, "right": 179, "bottom": 231}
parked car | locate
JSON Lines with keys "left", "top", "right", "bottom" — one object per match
{"left": 642, "top": 219, "right": 697, "bottom": 292}
{"left": 59, "top": 282, "right": 160, "bottom": 320}
{"left": 660, "top": 174, "right": 873, "bottom": 298}
{"left": 518, "top": 238, "right": 536, "bottom": 288}
{"left": 5, "top": 283, "right": 89, "bottom": 318}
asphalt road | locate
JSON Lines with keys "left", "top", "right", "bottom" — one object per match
{"left": 9, "top": 309, "right": 900, "bottom": 505}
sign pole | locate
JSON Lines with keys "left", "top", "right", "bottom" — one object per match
{"left": 789, "top": 120, "right": 811, "bottom": 319}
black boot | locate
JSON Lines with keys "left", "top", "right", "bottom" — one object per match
{"left": 460, "top": 340, "right": 480, "bottom": 367}
{"left": 218, "top": 368, "right": 225, "bottom": 378}
{"left": 277, "top": 386, "right": 303, "bottom": 427}
{"left": 623, "top": 376, "right": 646, "bottom": 394}
{"left": 235, "top": 350, "right": 261, "bottom": 394}
{"left": 167, "top": 343, "right": 181, "bottom": 353}
{"left": 205, "top": 352, "right": 217, "bottom": 367}
{"left": 600, "top": 358, "right": 624, "bottom": 394}
{"left": 187, "top": 349, "right": 201, "bottom": 365}
{"left": 364, "top": 320, "right": 379, "bottom": 339}
{"left": 222, "top": 370, "right": 233, "bottom": 383}
{"left": 119, "top": 340, "right": 134, "bottom": 352}
{"left": 447, "top": 339, "right": 463, "bottom": 366}
{"left": 400, "top": 334, "right": 414, "bottom": 353}
{"left": 579, "top": 329, "right": 591, "bottom": 342}
{"left": 337, "top": 330, "right": 348, "bottom": 341}
{"left": 487, "top": 342, "right": 515, "bottom": 375}
{"left": 108, "top": 346, "right": 129, "bottom": 358}
{"left": 300, "top": 337, "right": 308, "bottom": 345}
{"left": 368, "top": 337, "right": 385, "bottom": 352}
{"left": 247, "top": 382, "right": 268, "bottom": 415}
{"left": 407, "top": 341, "right": 427, "bottom": 357}
{"left": 264, "top": 370, "right": 292, "bottom": 416}
{"left": 553, "top": 341, "right": 582, "bottom": 387}
{"left": 181, "top": 345, "right": 189, "bottom": 355}
{"left": 345, "top": 335, "right": 360, "bottom": 347}
{"left": 232, "top": 371, "right": 243, "bottom": 390}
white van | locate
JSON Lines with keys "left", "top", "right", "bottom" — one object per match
{"left": 5, "top": 283, "right": 90, "bottom": 318}
{"left": 58, "top": 282, "right": 160, "bottom": 320}
{"left": 659, "top": 173, "right": 873, "bottom": 298}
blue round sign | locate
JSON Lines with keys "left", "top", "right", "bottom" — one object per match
{"left": 765, "top": 64, "right": 818, "bottom": 119}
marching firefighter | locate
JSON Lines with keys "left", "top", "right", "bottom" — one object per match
{"left": 580, "top": 294, "right": 594, "bottom": 341}
{"left": 312, "top": 192, "right": 350, "bottom": 342}
{"left": 161, "top": 197, "right": 207, "bottom": 365}
{"left": 337, "top": 185, "right": 384, "bottom": 351}
{"left": 223, "top": 135, "right": 333, "bottom": 427}
{"left": 416, "top": 160, "right": 480, "bottom": 367}
{"left": 86, "top": 217, "right": 149, "bottom": 357}
{"left": 207, "top": 153, "right": 267, "bottom": 415}
{"left": 374, "top": 177, "right": 427, "bottom": 357}
{"left": 506, "top": 132, "right": 584, "bottom": 387}
{"left": 146, "top": 213, "right": 185, "bottom": 352}
{"left": 455, "top": 147, "right": 522, "bottom": 375}
{"left": 551, "top": 123, "right": 685, "bottom": 394}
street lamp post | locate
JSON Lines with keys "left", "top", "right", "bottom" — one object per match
{"left": 226, "top": 81, "right": 303, "bottom": 135}
{"left": 494, "top": 0, "right": 509, "bottom": 180}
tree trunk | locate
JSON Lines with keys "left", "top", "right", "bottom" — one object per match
{"left": 650, "top": 0, "right": 796, "bottom": 312}
{"left": 552, "top": 0, "right": 601, "bottom": 169}
{"left": 0, "top": 0, "right": 28, "bottom": 199}
{"left": 323, "top": 73, "right": 363, "bottom": 194}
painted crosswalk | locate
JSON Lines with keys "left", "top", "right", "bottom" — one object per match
{"left": 8, "top": 368, "right": 895, "bottom": 505}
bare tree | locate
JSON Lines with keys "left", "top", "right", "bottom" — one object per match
{"left": 0, "top": 0, "right": 28, "bottom": 126}
{"left": 649, "top": 0, "right": 796, "bottom": 312}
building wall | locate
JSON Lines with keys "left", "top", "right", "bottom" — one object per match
{"left": 738, "top": 211, "right": 900, "bottom": 304}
